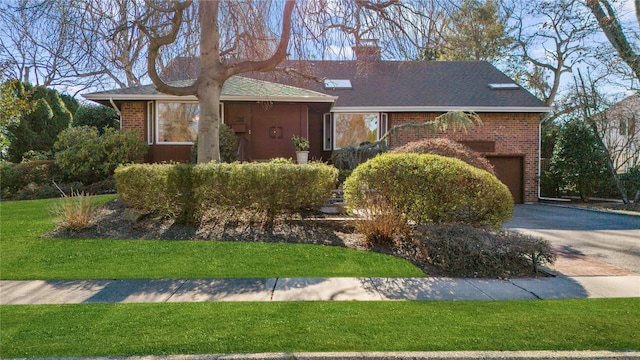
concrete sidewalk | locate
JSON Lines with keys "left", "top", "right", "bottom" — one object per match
{"left": 2, "top": 275, "right": 639, "bottom": 305}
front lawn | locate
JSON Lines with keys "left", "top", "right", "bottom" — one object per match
{"left": 2, "top": 299, "right": 638, "bottom": 357}
{"left": 0, "top": 197, "right": 423, "bottom": 279}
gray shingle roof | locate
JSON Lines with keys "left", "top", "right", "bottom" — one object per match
{"left": 86, "top": 58, "right": 549, "bottom": 112}
{"left": 252, "top": 60, "right": 549, "bottom": 112}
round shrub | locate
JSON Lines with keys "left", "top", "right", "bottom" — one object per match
{"left": 391, "top": 138, "right": 495, "bottom": 175}
{"left": 344, "top": 153, "right": 513, "bottom": 229}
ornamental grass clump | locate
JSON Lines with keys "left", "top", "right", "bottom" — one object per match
{"left": 50, "top": 189, "right": 99, "bottom": 232}
{"left": 344, "top": 153, "right": 513, "bottom": 231}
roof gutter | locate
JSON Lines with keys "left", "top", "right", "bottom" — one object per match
{"left": 330, "top": 106, "right": 551, "bottom": 113}
{"left": 85, "top": 94, "right": 337, "bottom": 103}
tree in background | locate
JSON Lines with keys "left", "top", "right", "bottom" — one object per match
{"left": 73, "top": 104, "right": 120, "bottom": 134}
{"left": 4, "top": 82, "right": 77, "bottom": 163}
{"left": 550, "top": 118, "right": 611, "bottom": 201}
{"left": 0, "top": 0, "right": 200, "bottom": 93}
{"left": 0, "top": 75, "right": 29, "bottom": 156}
{"left": 437, "top": 0, "right": 513, "bottom": 62}
{"left": 510, "top": 0, "right": 597, "bottom": 112}
{"left": 586, "top": 0, "right": 640, "bottom": 83}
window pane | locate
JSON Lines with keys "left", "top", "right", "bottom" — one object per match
{"left": 334, "top": 113, "right": 379, "bottom": 149}
{"left": 157, "top": 102, "right": 199, "bottom": 143}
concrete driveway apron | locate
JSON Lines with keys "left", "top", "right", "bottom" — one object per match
{"left": 505, "top": 204, "right": 640, "bottom": 275}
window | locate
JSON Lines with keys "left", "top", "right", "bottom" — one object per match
{"left": 147, "top": 101, "right": 154, "bottom": 145}
{"left": 156, "top": 102, "right": 199, "bottom": 144}
{"left": 323, "top": 113, "right": 332, "bottom": 151}
{"left": 324, "top": 79, "right": 352, "bottom": 90}
{"left": 488, "top": 83, "right": 519, "bottom": 90}
{"left": 333, "top": 113, "right": 380, "bottom": 149}
{"left": 155, "top": 102, "right": 224, "bottom": 145}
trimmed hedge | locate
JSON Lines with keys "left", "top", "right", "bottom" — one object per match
{"left": 115, "top": 162, "right": 338, "bottom": 226}
{"left": 344, "top": 153, "right": 513, "bottom": 229}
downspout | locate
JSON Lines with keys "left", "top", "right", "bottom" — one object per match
{"left": 109, "top": 97, "right": 122, "bottom": 131}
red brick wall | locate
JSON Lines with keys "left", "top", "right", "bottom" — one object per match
{"left": 389, "top": 112, "right": 541, "bottom": 203}
{"left": 120, "top": 101, "right": 146, "bottom": 141}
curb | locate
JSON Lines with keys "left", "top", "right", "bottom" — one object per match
{"left": 537, "top": 202, "right": 640, "bottom": 218}
{"left": 20, "top": 351, "right": 640, "bottom": 360}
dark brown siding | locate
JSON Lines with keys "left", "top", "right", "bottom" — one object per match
{"left": 149, "top": 145, "right": 192, "bottom": 163}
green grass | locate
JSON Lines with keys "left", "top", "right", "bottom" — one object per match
{"left": 0, "top": 196, "right": 424, "bottom": 279}
{"left": 1, "top": 299, "right": 638, "bottom": 357}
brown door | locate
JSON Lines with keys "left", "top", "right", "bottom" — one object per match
{"left": 249, "top": 103, "right": 306, "bottom": 160}
{"left": 487, "top": 156, "right": 524, "bottom": 203}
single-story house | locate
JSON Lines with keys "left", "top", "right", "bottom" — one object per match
{"left": 84, "top": 49, "right": 549, "bottom": 203}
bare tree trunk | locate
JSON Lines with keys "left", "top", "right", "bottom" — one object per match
{"left": 196, "top": 82, "right": 222, "bottom": 163}
{"left": 587, "top": 0, "right": 640, "bottom": 82}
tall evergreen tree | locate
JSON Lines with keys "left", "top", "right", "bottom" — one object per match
{"left": 438, "top": 0, "right": 513, "bottom": 62}
{"left": 5, "top": 82, "right": 75, "bottom": 162}
{"left": 550, "top": 119, "right": 611, "bottom": 201}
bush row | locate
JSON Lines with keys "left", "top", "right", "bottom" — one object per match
{"left": 115, "top": 162, "right": 339, "bottom": 226}
{"left": 1, "top": 126, "right": 146, "bottom": 200}
{"left": 1, "top": 160, "right": 117, "bottom": 200}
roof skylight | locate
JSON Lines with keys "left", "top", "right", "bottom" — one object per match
{"left": 324, "top": 79, "right": 352, "bottom": 90}
{"left": 488, "top": 83, "right": 520, "bottom": 90}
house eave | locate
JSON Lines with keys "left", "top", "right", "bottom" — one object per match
{"left": 83, "top": 93, "right": 337, "bottom": 103}
{"left": 330, "top": 106, "right": 551, "bottom": 113}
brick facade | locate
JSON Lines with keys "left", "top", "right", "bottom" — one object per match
{"left": 119, "top": 100, "right": 541, "bottom": 202}
{"left": 389, "top": 112, "right": 541, "bottom": 203}
{"left": 120, "top": 101, "right": 146, "bottom": 141}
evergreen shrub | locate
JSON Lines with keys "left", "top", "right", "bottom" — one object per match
{"left": 115, "top": 164, "right": 175, "bottom": 216}
{"left": 344, "top": 153, "right": 513, "bottom": 230}
{"left": 190, "top": 123, "right": 239, "bottom": 163}
{"left": 54, "top": 126, "right": 147, "bottom": 184}
{"left": 0, "top": 160, "right": 59, "bottom": 199}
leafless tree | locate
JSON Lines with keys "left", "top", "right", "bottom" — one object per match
{"left": 0, "top": 0, "right": 106, "bottom": 92}
{"left": 137, "top": 0, "right": 444, "bottom": 163}
{"left": 586, "top": 0, "right": 640, "bottom": 83}
{"left": 0, "top": 0, "right": 200, "bottom": 93}
{"left": 510, "top": 0, "right": 598, "bottom": 114}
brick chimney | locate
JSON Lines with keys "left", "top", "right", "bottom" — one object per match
{"left": 352, "top": 39, "right": 381, "bottom": 61}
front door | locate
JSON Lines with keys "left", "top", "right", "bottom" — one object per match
{"left": 250, "top": 103, "right": 307, "bottom": 161}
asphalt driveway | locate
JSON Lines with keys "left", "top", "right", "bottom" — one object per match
{"left": 505, "top": 204, "right": 640, "bottom": 273}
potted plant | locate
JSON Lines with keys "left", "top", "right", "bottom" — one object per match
{"left": 292, "top": 135, "right": 310, "bottom": 164}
